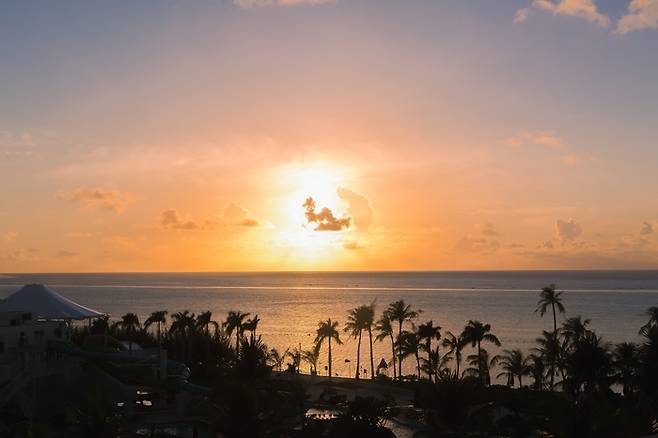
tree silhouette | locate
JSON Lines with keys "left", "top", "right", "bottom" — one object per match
{"left": 461, "top": 320, "right": 500, "bottom": 386}
{"left": 120, "top": 312, "right": 140, "bottom": 354}
{"left": 144, "top": 310, "right": 168, "bottom": 346}
{"left": 315, "top": 318, "right": 342, "bottom": 378}
{"left": 418, "top": 320, "right": 441, "bottom": 381}
{"left": 224, "top": 311, "right": 250, "bottom": 357}
{"left": 442, "top": 331, "right": 465, "bottom": 379}
{"left": 536, "top": 284, "right": 565, "bottom": 390}
{"left": 385, "top": 300, "right": 419, "bottom": 380}
{"left": 375, "top": 313, "right": 397, "bottom": 380}
{"left": 492, "top": 349, "right": 530, "bottom": 388}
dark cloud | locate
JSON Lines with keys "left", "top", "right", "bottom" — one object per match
{"left": 222, "top": 203, "right": 263, "bottom": 227}
{"left": 337, "top": 187, "right": 373, "bottom": 230}
{"left": 161, "top": 209, "right": 200, "bottom": 230}
{"left": 556, "top": 218, "right": 583, "bottom": 243}
{"left": 303, "top": 197, "right": 350, "bottom": 231}
{"left": 640, "top": 221, "right": 654, "bottom": 236}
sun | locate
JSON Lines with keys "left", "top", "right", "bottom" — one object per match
{"left": 273, "top": 161, "right": 351, "bottom": 258}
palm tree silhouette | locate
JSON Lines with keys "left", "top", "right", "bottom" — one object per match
{"left": 562, "top": 315, "right": 591, "bottom": 345}
{"left": 375, "top": 313, "right": 397, "bottom": 380}
{"left": 364, "top": 303, "right": 376, "bottom": 379}
{"left": 144, "top": 310, "right": 168, "bottom": 346}
{"left": 536, "top": 284, "right": 565, "bottom": 390}
{"left": 442, "top": 331, "right": 465, "bottom": 379}
{"left": 418, "top": 320, "right": 441, "bottom": 381}
{"left": 639, "top": 306, "right": 658, "bottom": 336}
{"left": 385, "top": 300, "right": 419, "bottom": 380}
{"left": 120, "top": 313, "right": 140, "bottom": 354}
{"left": 613, "top": 342, "right": 638, "bottom": 396}
{"left": 492, "top": 349, "right": 530, "bottom": 388}
{"left": 302, "top": 344, "right": 321, "bottom": 375}
{"left": 224, "top": 310, "right": 250, "bottom": 356}
{"left": 268, "top": 347, "right": 289, "bottom": 372}
{"left": 461, "top": 320, "right": 501, "bottom": 386}
{"left": 345, "top": 305, "right": 373, "bottom": 379}
{"left": 315, "top": 318, "right": 342, "bottom": 378}
{"left": 170, "top": 310, "right": 196, "bottom": 361}
{"left": 195, "top": 310, "right": 219, "bottom": 335}
{"left": 398, "top": 330, "right": 422, "bottom": 379}
{"left": 534, "top": 330, "right": 562, "bottom": 391}
{"left": 242, "top": 315, "right": 260, "bottom": 337}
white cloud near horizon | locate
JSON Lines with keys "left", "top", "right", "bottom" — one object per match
{"left": 616, "top": 0, "right": 658, "bottom": 34}
{"left": 515, "top": 0, "right": 610, "bottom": 27}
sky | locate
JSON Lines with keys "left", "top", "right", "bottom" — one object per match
{"left": 1, "top": 0, "right": 658, "bottom": 272}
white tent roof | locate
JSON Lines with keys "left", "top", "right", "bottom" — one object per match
{"left": 0, "top": 284, "right": 105, "bottom": 320}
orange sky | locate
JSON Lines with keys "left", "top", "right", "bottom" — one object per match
{"left": 1, "top": 1, "right": 658, "bottom": 272}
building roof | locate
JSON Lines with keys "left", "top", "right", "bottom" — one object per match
{"left": 0, "top": 284, "right": 104, "bottom": 320}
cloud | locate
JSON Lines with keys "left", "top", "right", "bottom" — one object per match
{"left": 543, "top": 240, "right": 555, "bottom": 249}
{"left": 456, "top": 235, "right": 501, "bottom": 253}
{"left": 303, "top": 197, "right": 350, "bottom": 231}
{"left": 504, "top": 131, "right": 565, "bottom": 148}
{"left": 161, "top": 209, "right": 201, "bottom": 230}
{"left": 56, "top": 250, "right": 80, "bottom": 258}
{"left": 3, "top": 248, "right": 37, "bottom": 263}
{"left": 337, "top": 187, "right": 373, "bottom": 231}
{"left": 640, "top": 221, "right": 654, "bottom": 235}
{"left": 343, "top": 240, "right": 362, "bottom": 250}
{"left": 480, "top": 223, "right": 499, "bottom": 237}
{"left": 222, "top": 203, "right": 263, "bottom": 227}
{"left": 616, "top": 0, "right": 658, "bottom": 34}
{"left": 2, "top": 231, "right": 18, "bottom": 243}
{"left": 58, "top": 187, "right": 134, "bottom": 212}
{"left": 560, "top": 154, "right": 579, "bottom": 166}
{"left": 234, "top": 0, "right": 334, "bottom": 8}
{"left": 516, "top": 0, "right": 610, "bottom": 27}
{"left": 556, "top": 218, "right": 583, "bottom": 243}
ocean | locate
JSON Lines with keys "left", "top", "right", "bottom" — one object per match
{"left": 1, "top": 271, "right": 657, "bottom": 380}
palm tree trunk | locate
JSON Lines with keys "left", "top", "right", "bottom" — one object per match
{"left": 328, "top": 337, "right": 332, "bottom": 378}
{"left": 477, "top": 341, "right": 483, "bottom": 386}
{"left": 426, "top": 340, "right": 432, "bottom": 381}
{"left": 355, "top": 330, "right": 362, "bottom": 379}
{"left": 398, "top": 322, "right": 403, "bottom": 380}
{"left": 551, "top": 302, "right": 556, "bottom": 391}
{"left": 456, "top": 354, "right": 460, "bottom": 379}
{"left": 518, "top": 375, "right": 523, "bottom": 388}
{"left": 368, "top": 328, "right": 374, "bottom": 379}
{"left": 415, "top": 351, "right": 421, "bottom": 379}
{"left": 390, "top": 334, "right": 397, "bottom": 380}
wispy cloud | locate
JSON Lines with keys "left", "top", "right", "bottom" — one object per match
{"left": 161, "top": 204, "right": 268, "bottom": 231}
{"left": 515, "top": 0, "right": 610, "bottom": 27}
{"left": 337, "top": 187, "right": 373, "bottom": 231}
{"left": 556, "top": 218, "right": 583, "bottom": 243}
{"left": 58, "top": 187, "right": 134, "bottom": 212}
{"left": 234, "top": 0, "right": 335, "bottom": 8}
{"left": 504, "top": 131, "right": 565, "bottom": 148}
{"left": 616, "top": 0, "right": 658, "bottom": 34}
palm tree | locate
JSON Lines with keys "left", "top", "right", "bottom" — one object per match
{"left": 639, "top": 306, "right": 658, "bottom": 336}
{"left": 169, "top": 310, "right": 196, "bottom": 360}
{"left": 195, "top": 310, "right": 219, "bottom": 335}
{"left": 534, "top": 330, "right": 562, "bottom": 391}
{"left": 224, "top": 311, "right": 250, "bottom": 355}
{"left": 536, "top": 284, "right": 565, "bottom": 335}
{"left": 286, "top": 346, "right": 303, "bottom": 373}
{"left": 120, "top": 313, "right": 140, "bottom": 354}
{"left": 398, "top": 330, "right": 422, "bottom": 379}
{"left": 242, "top": 315, "right": 260, "bottom": 337}
{"left": 492, "top": 349, "right": 530, "bottom": 388}
{"left": 315, "top": 318, "right": 342, "bottom": 378}
{"left": 385, "top": 300, "right": 419, "bottom": 379}
{"left": 345, "top": 305, "right": 372, "bottom": 379}
{"left": 528, "top": 353, "right": 546, "bottom": 391}
{"left": 442, "top": 331, "right": 465, "bottom": 379}
{"left": 461, "top": 320, "right": 501, "bottom": 386}
{"left": 536, "top": 284, "right": 565, "bottom": 390}
{"left": 418, "top": 320, "right": 441, "bottom": 381}
{"left": 562, "top": 315, "right": 591, "bottom": 345}
{"left": 144, "top": 310, "right": 168, "bottom": 345}
{"left": 302, "top": 344, "right": 321, "bottom": 375}
{"left": 268, "top": 347, "right": 289, "bottom": 372}
{"left": 363, "top": 303, "right": 376, "bottom": 379}
{"left": 613, "top": 342, "right": 639, "bottom": 396}
{"left": 375, "top": 313, "right": 397, "bottom": 380}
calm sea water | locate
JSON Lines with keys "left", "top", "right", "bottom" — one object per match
{"left": 1, "top": 271, "right": 657, "bottom": 380}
